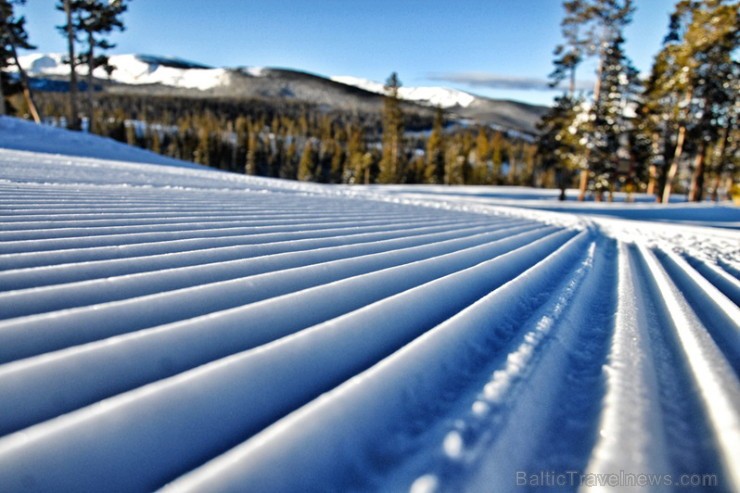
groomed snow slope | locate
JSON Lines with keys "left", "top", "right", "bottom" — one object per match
{"left": 0, "top": 122, "right": 738, "bottom": 493}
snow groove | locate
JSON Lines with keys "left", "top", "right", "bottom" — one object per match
{"left": 581, "top": 243, "right": 672, "bottom": 489}
{"left": 655, "top": 249, "right": 740, "bottom": 373}
{"left": 0, "top": 221, "right": 518, "bottom": 291}
{"left": 679, "top": 254, "right": 740, "bottom": 306}
{"left": 0, "top": 225, "right": 554, "bottom": 364}
{"left": 637, "top": 246, "right": 740, "bottom": 492}
{"left": 0, "top": 219, "right": 480, "bottom": 271}
{"left": 161, "top": 232, "right": 594, "bottom": 493}
{"left": 0, "top": 222, "right": 534, "bottom": 319}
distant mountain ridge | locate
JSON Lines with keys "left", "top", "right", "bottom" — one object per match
{"left": 18, "top": 53, "right": 547, "bottom": 134}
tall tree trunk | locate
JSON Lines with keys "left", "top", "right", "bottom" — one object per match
{"left": 592, "top": 59, "right": 603, "bottom": 103}
{"left": 558, "top": 167, "right": 567, "bottom": 201}
{"left": 710, "top": 173, "right": 721, "bottom": 203}
{"left": 64, "top": 0, "right": 80, "bottom": 130}
{"left": 0, "top": 72, "right": 6, "bottom": 116}
{"left": 578, "top": 51, "right": 604, "bottom": 202}
{"left": 646, "top": 164, "right": 657, "bottom": 195}
{"left": 0, "top": 13, "right": 8, "bottom": 116}
{"left": 687, "top": 142, "right": 706, "bottom": 202}
{"left": 710, "top": 119, "right": 732, "bottom": 202}
{"left": 724, "top": 175, "right": 734, "bottom": 202}
{"left": 9, "top": 44, "right": 41, "bottom": 123}
{"left": 86, "top": 31, "right": 95, "bottom": 133}
{"left": 569, "top": 66, "right": 576, "bottom": 98}
{"left": 662, "top": 124, "right": 687, "bottom": 203}
{"left": 646, "top": 131, "right": 661, "bottom": 197}
{"left": 662, "top": 89, "right": 693, "bottom": 203}
{"left": 577, "top": 168, "right": 589, "bottom": 201}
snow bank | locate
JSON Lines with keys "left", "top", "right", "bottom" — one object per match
{"left": 0, "top": 116, "right": 198, "bottom": 167}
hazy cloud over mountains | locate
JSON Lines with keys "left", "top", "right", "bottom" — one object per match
{"left": 428, "top": 72, "right": 594, "bottom": 92}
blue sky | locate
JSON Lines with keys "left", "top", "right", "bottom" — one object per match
{"left": 20, "top": 0, "right": 678, "bottom": 106}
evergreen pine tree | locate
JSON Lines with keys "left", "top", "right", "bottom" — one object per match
{"left": 550, "top": 0, "right": 587, "bottom": 96}
{"left": 473, "top": 127, "right": 491, "bottom": 184}
{"left": 444, "top": 133, "right": 467, "bottom": 185}
{"left": 76, "top": 0, "right": 128, "bottom": 133}
{"left": 551, "top": 0, "right": 635, "bottom": 200}
{"left": 245, "top": 125, "right": 259, "bottom": 175}
{"left": 424, "top": 106, "right": 445, "bottom": 184}
{"left": 490, "top": 131, "right": 507, "bottom": 184}
{"left": 586, "top": 34, "right": 641, "bottom": 201}
{"left": 0, "top": 0, "right": 40, "bottom": 121}
{"left": 298, "top": 139, "right": 317, "bottom": 182}
{"left": 346, "top": 123, "right": 366, "bottom": 184}
{"left": 378, "top": 72, "right": 405, "bottom": 184}
{"left": 57, "top": 0, "right": 83, "bottom": 129}
{"left": 281, "top": 137, "right": 298, "bottom": 180}
{"left": 537, "top": 94, "right": 585, "bottom": 200}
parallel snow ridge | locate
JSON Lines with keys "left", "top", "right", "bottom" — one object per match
{"left": 0, "top": 147, "right": 738, "bottom": 493}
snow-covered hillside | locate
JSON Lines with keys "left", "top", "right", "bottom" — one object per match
{"left": 19, "top": 53, "right": 477, "bottom": 109}
{"left": 19, "top": 53, "right": 229, "bottom": 91}
{"left": 331, "top": 75, "right": 477, "bottom": 108}
{"left": 0, "top": 116, "right": 201, "bottom": 168}
{"left": 0, "top": 120, "right": 738, "bottom": 492}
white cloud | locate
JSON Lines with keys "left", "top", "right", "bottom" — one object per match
{"left": 428, "top": 72, "right": 594, "bottom": 92}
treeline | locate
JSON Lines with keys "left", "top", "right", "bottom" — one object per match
{"left": 33, "top": 90, "right": 542, "bottom": 187}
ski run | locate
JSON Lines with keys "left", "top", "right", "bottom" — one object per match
{"left": 0, "top": 119, "right": 738, "bottom": 492}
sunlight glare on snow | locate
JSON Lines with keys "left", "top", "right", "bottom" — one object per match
{"left": 409, "top": 474, "right": 439, "bottom": 493}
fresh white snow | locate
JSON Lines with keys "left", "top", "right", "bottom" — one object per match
{"left": 0, "top": 118, "right": 738, "bottom": 493}
{"left": 19, "top": 53, "right": 478, "bottom": 108}
{"left": 331, "top": 75, "right": 477, "bottom": 108}
{"left": 19, "top": 53, "right": 229, "bottom": 91}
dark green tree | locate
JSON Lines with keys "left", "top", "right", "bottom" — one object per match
{"left": 424, "top": 106, "right": 445, "bottom": 184}
{"left": 57, "top": 0, "right": 83, "bottom": 129}
{"left": 537, "top": 94, "right": 585, "bottom": 200}
{"left": 472, "top": 126, "right": 491, "bottom": 184}
{"left": 586, "top": 34, "right": 641, "bottom": 200}
{"left": 298, "top": 139, "right": 317, "bottom": 182}
{"left": 550, "top": 0, "right": 587, "bottom": 96}
{"left": 77, "top": 0, "right": 128, "bottom": 133}
{"left": 552, "top": 0, "right": 635, "bottom": 200}
{"left": 378, "top": 72, "right": 405, "bottom": 183}
{"left": 0, "top": 0, "right": 40, "bottom": 120}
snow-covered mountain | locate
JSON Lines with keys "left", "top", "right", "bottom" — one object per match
{"left": 21, "top": 53, "right": 477, "bottom": 109}
{"left": 330, "top": 75, "right": 476, "bottom": 108}
{"left": 17, "top": 53, "right": 547, "bottom": 134}
{"left": 19, "top": 53, "right": 230, "bottom": 91}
